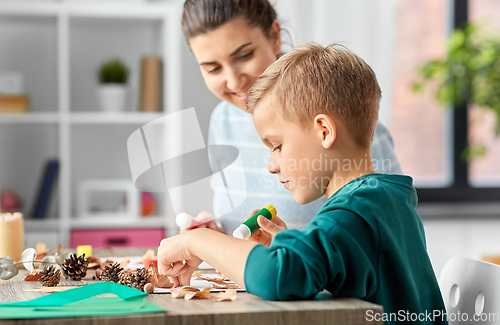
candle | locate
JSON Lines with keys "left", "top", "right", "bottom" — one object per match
{"left": 0, "top": 212, "right": 24, "bottom": 261}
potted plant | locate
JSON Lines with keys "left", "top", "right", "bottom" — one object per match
{"left": 97, "top": 59, "right": 129, "bottom": 112}
{"left": 413, "top": 22, "right": 500, "bottom": 161}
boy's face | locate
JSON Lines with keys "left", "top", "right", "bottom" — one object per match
{"left": 253, "top": 98, "right": 330, "bottom": 205}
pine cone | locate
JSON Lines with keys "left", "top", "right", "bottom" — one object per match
{"left": 130, "top": 267, "right": 150, "bottom": 291}
{"left": 100, "top": 262, "right": 123, "bottom": 283}
{"left": 118, "top": 269, "right": 132, "bottom": 286}
{"left": 40, "top": 265, "right": 61, "bottom": 287}
{"left": 62, "top": 253, "right": 89, "bottom": 281}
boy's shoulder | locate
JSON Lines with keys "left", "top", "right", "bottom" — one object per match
{"left": 316, "top": 173, "right": 417, "bottom": 224}
{"left": 331, "top": 173, "right": 414, "bottom": 198}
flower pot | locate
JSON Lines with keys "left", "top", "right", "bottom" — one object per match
{"left": 97, "top": 84, "right": 127, "bottom": 112}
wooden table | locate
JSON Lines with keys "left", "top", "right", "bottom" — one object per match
{"left": 0, "top": 249, "right": 383, "bottom": 325}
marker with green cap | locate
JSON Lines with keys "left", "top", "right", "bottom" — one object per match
{"left": 232, "top": 204, "right": 277, "bottom": 239}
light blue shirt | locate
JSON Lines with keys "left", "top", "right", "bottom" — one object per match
{"left": 208, "top": 101, "right": 402, "bottom": 233}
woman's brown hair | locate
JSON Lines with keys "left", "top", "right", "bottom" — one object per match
{"left": 182, "top": 0, "right": 278, "bottom": 41}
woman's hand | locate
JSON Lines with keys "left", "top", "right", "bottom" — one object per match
{"left": 247, "top": 210, "right": 287, "bottom": 247}
{"left": 157, "top": 232, "right": 203, "bottom": 287}
{"left": 179, "top": 211, "right": 223, "bottom": 234}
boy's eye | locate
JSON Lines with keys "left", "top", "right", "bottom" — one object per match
{"left": 239, "top": 51, "right": 253, "bottom": 60}
{"left": 272, "top": 145, "right": 282, "bottom": 152}
{"left": 208, "top": 66, "right": 221, "bottom": 74}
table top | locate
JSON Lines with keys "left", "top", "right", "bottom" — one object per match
{"left": 0, "top": 250, "right": 383, "bottom": 325}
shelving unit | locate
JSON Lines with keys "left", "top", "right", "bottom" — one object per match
{"left": 0, "top": 0, "right": 184, "bottom": 247}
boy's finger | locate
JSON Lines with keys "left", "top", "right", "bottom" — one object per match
{"left": 273, "top": 215, "right": 288, "bottom": 229}
{"left": 169, "top": 276, "right": 180, "bottom": 287}
{"left": 178, "top": 264, "right": 198, "bottom": 286}
{"left": 257, "top": 215, "right": 285, "bottom": 236}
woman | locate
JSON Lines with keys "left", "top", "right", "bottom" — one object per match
{"left": 181, "top": 0, "right": 402, "bottom": 234}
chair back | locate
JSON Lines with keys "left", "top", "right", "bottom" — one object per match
{"left": 440, "top": 257, "right": 500, "bottom": 324}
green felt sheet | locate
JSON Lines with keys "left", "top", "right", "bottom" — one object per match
{"left": 0, "top": 282, "right": 166, "bottom": 319}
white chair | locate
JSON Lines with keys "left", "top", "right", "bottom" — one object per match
{"left": 440, "top": 257, "right": 500, "bottom": 324}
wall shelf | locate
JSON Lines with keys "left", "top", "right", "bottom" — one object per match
{"left": 0, "top": 1, "right": 183, "bottom": 245}
{"left": 0, "top": 113, "right": 60, "bottom": 124}
{"left": 69, "top": 112, "right": 164, "bottom": 124}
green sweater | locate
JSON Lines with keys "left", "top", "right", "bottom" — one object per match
{"left": 244, "top": 174, "right": 447, "bottom": 324}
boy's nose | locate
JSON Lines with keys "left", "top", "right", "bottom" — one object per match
{"left": 268, "top": 160, "right": 280, "bottom": 174}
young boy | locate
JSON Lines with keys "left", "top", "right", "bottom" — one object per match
{"left": 158, "top": 43, "right": 446, "bottom": 324}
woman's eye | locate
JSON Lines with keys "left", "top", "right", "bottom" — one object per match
{"left": 208, "top": 66, "right": 221, "bottom": 74}
{"left": 272, "top": 145, "right": 282, "bottom": 152}
{"left": 239, "top": 51, "right": 253, "bottom": 60}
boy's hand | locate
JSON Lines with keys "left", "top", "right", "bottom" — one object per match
{"left": 179, "top": 211, "right": 223, "bottom": 234}
{"left": 247, "top": 211, "right": 287, "bottom": 247}
{"left": 157, "top": 232, "right": 203, "bottom": 287}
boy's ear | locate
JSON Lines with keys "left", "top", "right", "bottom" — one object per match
{"left": 270, "top": 19, "right": 281, "bottom": 56}
{"left": 314, "top": 114, "right": 336, "bottom": 149}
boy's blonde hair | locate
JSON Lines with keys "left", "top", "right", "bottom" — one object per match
{"left": 246, "top": 42, "right": 381, "bottom": 148}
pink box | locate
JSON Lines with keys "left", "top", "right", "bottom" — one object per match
{"left": 70, "top": 228, "right": 165, "bottom": 248}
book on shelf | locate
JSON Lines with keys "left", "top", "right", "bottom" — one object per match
{"left": 31, "top": 159, "right": 59, "bottom": 219}
{"left": 139, "top": 55, "right": 162, "bottom": 112}
{"left": 0, "top": 95, "right": 29, "bottom": 113}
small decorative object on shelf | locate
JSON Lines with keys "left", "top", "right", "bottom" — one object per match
{"left": 0, "top": 95, "right": 29, "bottom": 113}
{"left": 40, "top": 265, "right": 61, "bottom": 287}
{"left": 97, "top": 59, "right": 129, "bottom": 112}
{"left": 139, "top": 55, "right": 161, "bottom": 112}
{"left": 62, "top": 253, "right": 89, "bottom": 281}
{"left": 0, "top": 71, "right": 28, "bottom": 113}
{"left": 78, "top": 179, "right": 139, "bottom": 220}
{"left": 141, "top": 192, "right": 157, "bottom": 216}
{"left": 0, "top": 191, "right": 22, "bottom": 214}
{"left": 100, "top": 262, "right": 123, "bottom": 283}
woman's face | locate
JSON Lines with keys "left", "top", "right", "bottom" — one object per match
{"left": 189, "top": 17, "right": 281, "bottom": 111}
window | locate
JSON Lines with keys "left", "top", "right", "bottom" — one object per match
{"left": 391, "top": 0, "right": 500, "bottom": 202}
{"left": 390, "top": 0, "right": 452, "bottom": 188}
{"left": 468, "top": 0, "right": 500, "bottom": 187}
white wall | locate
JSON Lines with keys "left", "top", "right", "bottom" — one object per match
{"left": 420, "top": 204, "right": 500, "bottom": 277}
{"left": 274, "top": 0, "right": 397, "bottom": 126}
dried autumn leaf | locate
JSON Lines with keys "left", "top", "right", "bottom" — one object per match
{"left": 148, "top": 263, "right": 173, "bottom": 288}
{"left": 35, "top": 243, "right": 46, "bottom": 255}
{"left": 141, "top": 249, "right": 155, "bottom": 262}
{"left": 24, "top": 273, "right": 43, "bottom": 281}
{"left": 196, "top": 276, "right": 232, "bottom": 284}
{"left": 181, "top": 286, "right": 200, "bottom": 292}
{"left": 212, "top": 283, "right": 240, "bottom": 289}
{"left": 119, "top": 256, "right": 130, "bottom": 268}
{"left": 170, "top": 288, "right": 185, "bottom": 299}
{"left": 86, "top": 256, "right": 101, "bottom": 268}
{"left": 212, "top": 289, "right": 237, "bottom": 302}
{"left": 88, "top": 262, "right": 100, "bottom": 269}
{"left": 184, "top": 287, "right": 212, "bottom": 300}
